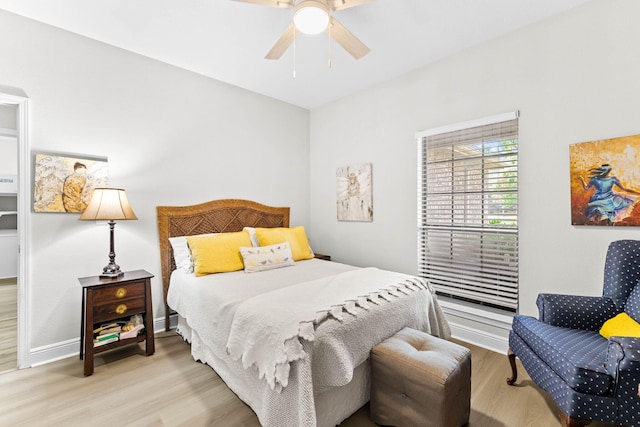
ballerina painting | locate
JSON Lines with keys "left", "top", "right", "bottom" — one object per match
{"left": 570, "top": 135, "right": 640, "bottom": 226}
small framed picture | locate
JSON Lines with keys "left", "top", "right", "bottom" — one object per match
{"left": 337, "top": 163, "right": 373, "bottom": 222}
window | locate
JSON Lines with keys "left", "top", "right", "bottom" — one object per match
{"left": 416, "top": 112, "right": 519, "bottom": 312}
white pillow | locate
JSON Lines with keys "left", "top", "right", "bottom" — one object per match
{"left": 243, "top": 227, "right": 260, "bottom": 247}
{"left": 240, "top": 242, "right": 295, "bottom": 273}
{"left": 169, "top": 236, "right": 192, "bottom": 273}
{"left": 169, "top": 233, "right": 218, "bottom": 273}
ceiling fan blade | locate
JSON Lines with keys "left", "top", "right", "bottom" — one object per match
{"left": 326, "top": 17, "right": 370, "bottom": 59}
{"left": 231, "top": 0, "right": 292, "bottom": 8}
{"left": 330, "top": 0, "right": 375, "bottom": 11}
{"left": 265, "top": 22, "right": 299, "bottom": 60}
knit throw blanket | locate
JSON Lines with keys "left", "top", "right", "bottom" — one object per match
{"left": 225, "top": 267, "right": 440, "bottom": 391}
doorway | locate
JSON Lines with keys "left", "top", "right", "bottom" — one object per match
{"left": 0, "top": 89, "right": 30, "bottom": 371}
{"left": 0, "top": 103, "right": 18, "bottom": 372}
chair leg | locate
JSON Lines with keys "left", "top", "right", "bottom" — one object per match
{"left": 559, "top": 410, "right": 591, "bottom": 427}
{"left": 506, "top": 348, "right": 518, "bottom": 385}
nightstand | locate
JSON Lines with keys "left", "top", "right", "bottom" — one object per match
{"left": 78, "top": 269, "right": 154, "bottom": 376}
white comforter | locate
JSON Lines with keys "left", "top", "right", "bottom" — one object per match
{"left": 168, "top": 259, "right": 450, "bottom": 426}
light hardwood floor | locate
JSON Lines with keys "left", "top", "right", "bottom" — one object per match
{"left": 0, "top": 332, "right": 620, "bottom": 427}
{"left": 0, "top": 278, "right": 17, "bottom": 374}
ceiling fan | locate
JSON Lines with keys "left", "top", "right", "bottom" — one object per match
{"left": 233, "top": 0, "right": 374, "bottom": 60}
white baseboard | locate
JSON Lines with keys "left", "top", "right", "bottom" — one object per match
{"left": 27, "top": 307, "right": 510, "bottom": 368}
{"left": 448, "top": 320, "right": 509, "bottom": 354}
{"left": 28, "top": 315, "right": 177, "bottom": 368}
{"left": 439, "top": 298, "right": 512, "bottom": 354}
{"left": 30, "top": 338, "right": 79, "bottom": 368}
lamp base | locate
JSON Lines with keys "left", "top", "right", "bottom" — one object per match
{"left": 100, "top": 271, "right": 124, "bottom": 279}
{"left": 100, "top": 262, "right": 124, "bottom": 279}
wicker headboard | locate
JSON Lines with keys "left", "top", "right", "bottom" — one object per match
{"left": 156, "top": 199, "right": 290, "bottom": 330}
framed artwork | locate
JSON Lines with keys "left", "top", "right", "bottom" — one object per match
{"left": 33, "top": 153, "right": 108, "bottom": 213}
{"left": 569, "top": 134, "right": 640, "bottom": 226}
{"left": 336, "top": 163, "right": 372, "bottom": 222}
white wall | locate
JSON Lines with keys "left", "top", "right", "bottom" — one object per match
{"left": 0, "top": 10, "right": 310, "bottom": 350}
{"left": 0, "top": 104, "right": 17, "bottom": 130}
{"left": 0, "top": 136, "right": 17, "bottom": 175}
{"left": 309, "top": 0, "right": 640, "bottom": 319}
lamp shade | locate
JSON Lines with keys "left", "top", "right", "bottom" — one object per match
{"left": 79, "top": 188, "right": 138, "bottom": 221}
{"left": 294, "top": 0, "right": 329, "bottom": 35}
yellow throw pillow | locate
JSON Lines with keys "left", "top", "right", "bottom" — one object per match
{"left": 599, "top": 312, "right": 640, "bottom": 339}
{"left": 186, "top": 231, "right": 252, "bottom": 276}
{"left": 255, "top": 226, "right": 314, "bottom": 261}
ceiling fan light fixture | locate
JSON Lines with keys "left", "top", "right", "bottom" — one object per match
{"left": 294, "top": 0, "right": 329, "bottom": 35}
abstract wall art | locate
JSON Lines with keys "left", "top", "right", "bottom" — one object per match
{"left": 569, "top": 134, "right": 640, "bottom": 226}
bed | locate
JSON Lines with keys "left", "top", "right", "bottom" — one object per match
{"left": 156, "top": 199, "right": 450, "bottom": 427}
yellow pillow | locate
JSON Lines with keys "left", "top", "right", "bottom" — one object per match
{"left": 255, "top": 226, "right": 314, "bottom": 261}
{"left": 186, "top": 231, "right": 252, "bottom": 276}
{"left": 599, "top": 312, "right": 640, "bottom": 339}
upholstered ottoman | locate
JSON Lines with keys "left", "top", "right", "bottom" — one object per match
{"left": 370, "top": 327, "right": 472, "bottom": 427}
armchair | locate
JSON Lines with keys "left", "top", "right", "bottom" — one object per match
{"left": 507, "top": 240, "right": 640, "bottom": 427}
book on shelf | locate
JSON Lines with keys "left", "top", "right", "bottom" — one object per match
{"left": 95, "top": 332, "right": 119, "bottom": 342}
{"left": 93, "top": 336, "right": 118, "bottom": 347}
{"left": 93, "top": 322, "right": 124, "bottom": 335}
{"left": 98, "top": 326, "right": 122, "bottom": 335}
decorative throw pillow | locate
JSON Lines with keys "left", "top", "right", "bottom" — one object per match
{"left": 255, "top": 226, "right": 314, "bottom": 261}
{"left": 599, "top": 312, "right": 640, "bottom": 339}
{"left": 186, "top": 231, "right": 252, "bottom": 276}
{"left": 169, "top": 236, "right": 193, "bottom": 272}
{"left": 625, "top": 284, "right": 640, "bottom": 323}
{"left": 169, "top": 233, "right": 218, "bottom": 273}
{"left": 240, "top": 242, "right": 295, "bottom": 273}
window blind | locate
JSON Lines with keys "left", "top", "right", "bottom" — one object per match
{"left": 417, "top": 114, "right": 519, "bottom": 311}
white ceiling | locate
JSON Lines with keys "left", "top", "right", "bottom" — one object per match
{"left": 0, "top": 0, "right": 590, "bottom": 109}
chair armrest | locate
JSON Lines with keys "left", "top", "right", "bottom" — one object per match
{"left": 536, "top": 294, "right": 619, "bottom": 331}
{"left": 606, "top": 337, "right": 640, "bottom": 398}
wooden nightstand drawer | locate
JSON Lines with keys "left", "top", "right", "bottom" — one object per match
{"left": 93, "top": 297, "right": 146, "bottom": 323}
{"left": 92, "top": 281, "right": 145, "bottom": 304}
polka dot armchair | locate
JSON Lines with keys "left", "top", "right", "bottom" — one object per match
{"left": 507, "top": 240, "right": 640, "bottom": 427}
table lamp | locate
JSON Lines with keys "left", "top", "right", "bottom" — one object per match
{"left": 79, "top": 188, "right": 138, "bottom": 278}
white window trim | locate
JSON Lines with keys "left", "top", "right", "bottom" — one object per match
{"left": 416, "top": 111, "right": 520, "bottom": 312}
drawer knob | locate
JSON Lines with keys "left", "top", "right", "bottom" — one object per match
{"left": 115, "top": 304, "right": 127, "bottom": 315}
{"left": 115, "top": 288, "right": 127, "bottom": 298}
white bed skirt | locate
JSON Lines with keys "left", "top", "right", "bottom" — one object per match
{"left": 177, "top": 315, "right": 370, "bottom": 427}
